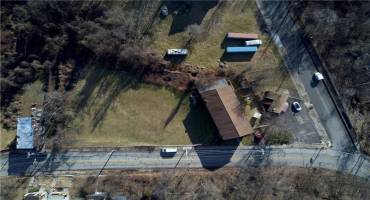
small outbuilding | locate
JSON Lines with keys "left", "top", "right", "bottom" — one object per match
{"left": 262, "top": 91, "right": 289, "bottom": 114}
{"left": 198, "top": 79, "right": 254, "bottom": 140}
{"left": 16, "top": 117, "right": 34, "bottom": 149}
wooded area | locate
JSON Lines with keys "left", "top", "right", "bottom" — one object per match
{"left": 291, "top": 1, "right": 370, "bottom": 154}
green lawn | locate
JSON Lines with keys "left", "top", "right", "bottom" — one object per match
{"left": 66, "top": 68, "right": 218, "bottom": 147}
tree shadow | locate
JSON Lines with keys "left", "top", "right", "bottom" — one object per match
{"left": 167, "top": 0, "right": 219, "bottom": 35}
{"left": 91, "top": 74, "right": 136, "bottom": 131}
{"left": 163, "top": 91, "right": 189, "bottom": 128}
{"left": 74, "top": 67, "right": 111, "bottom": 113}
{"left": 220, "top": 51, "right": 255, "bottom": 62}
{"left": 72, "top": 67, "right": 139, "bottom": 132}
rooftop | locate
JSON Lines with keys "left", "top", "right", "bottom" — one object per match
{"left": 199, "top": 79, "right": 253, "bottom": 140}
{"left": 16, "top": 117, "right": 34, "bottom": 149}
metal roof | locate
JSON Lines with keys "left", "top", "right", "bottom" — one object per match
{"left": 16, "top": 117, "right": 34, "bottom": 149}
{"left": 227, "top": 32, "right": 258, "bottom": 39}
{"left": 199, "top": 80, "right": 253, "bottom": 140}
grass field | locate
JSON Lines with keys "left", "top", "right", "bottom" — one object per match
{"left": 149, "top": 1, "right": 295, "bottom": 94}
{"left": 151, "top": 1, "right": 266, "bottom": 67}
{"left": 64, "top": 1, "right": 296, "bottom": 147}
{"left": 66, "top": 68, "right": 218, "bottom": 147}
{"left": 150, "top": 1, "right": 259, "bottom": 69}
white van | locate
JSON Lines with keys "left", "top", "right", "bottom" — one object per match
{"left": 161, "top": 148, "right": 177, "bottom": 153}
{"left": 160, "top": 148, "right": 177, "bottom": 157}
{"left": 245, "top": 39, "right": 262, "bottom": 46}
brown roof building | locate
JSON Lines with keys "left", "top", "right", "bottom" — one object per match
{"left": 262, "top": 91, "right": 289, "bottom": 114}
{"left": 198, "top": 79, "right": 253, "bottom": 140}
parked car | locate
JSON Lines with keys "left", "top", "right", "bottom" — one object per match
{"left": 313, "top": 72, "right": 324, "bottom": 81}
{"left": 292, "top": 102, "right": 302, "bottom": 112}
{"left": 160, "top": 5, "right": 168, "bottom": 17}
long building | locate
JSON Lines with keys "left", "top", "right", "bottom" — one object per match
{"left": 198, "top": 79, "right": 254, "bottom": 140}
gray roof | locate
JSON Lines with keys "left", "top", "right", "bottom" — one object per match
{"left": 16, "top": 117, "right": 34, "bottom": 149}
{"left": 197, "top": 79, "right": 228, "bottom": 93}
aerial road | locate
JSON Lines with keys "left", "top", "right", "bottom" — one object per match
{"left": 256, "top": 1, "right": 355, "bottom": 151}
{"left": 1, "top": 147, "right": 369, "bottom": 180}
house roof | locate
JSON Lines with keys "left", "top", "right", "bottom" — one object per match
{"left": 16, "top": 117, "right": 34, "bottom": 149}
{"left": 199, "top": 80, "right": 253, "bottom": 140}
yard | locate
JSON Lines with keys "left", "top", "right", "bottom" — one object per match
{"left": 56, "top": 1, "right": 300, "bottom": 148}
{"left": 149, "top": 0, "right": 297, "bottom": 113}
{"left": 0, "top": 1, "right": 299, "bottom": 148}
{"left": 65, "top": 67, "right": 219, "bottom": 147}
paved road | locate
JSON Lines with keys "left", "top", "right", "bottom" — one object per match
{"left": 1, "top": 147, "right": 369, "bottom": 179}
{"left": 256, "top": 1, "right": 355, "bottom": 151}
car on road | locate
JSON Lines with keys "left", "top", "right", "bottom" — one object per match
{"left": 160, "top": 148, "right": 177, "bottom": 157}
{"left": 313, "top": 72, "right": 324, "bottom": 81}
{"left": 292, "top": 102, "right": 302, "bottom": 112}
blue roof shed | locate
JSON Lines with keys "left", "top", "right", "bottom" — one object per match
{"left": 16, "top": 117, "right": 34, "bottom": 149}
{"left": 226, "top": 46, "right": 257, "bottom": 53}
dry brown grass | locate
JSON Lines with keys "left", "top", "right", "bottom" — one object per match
{"left": 68, "top": 167, "right": 370, "bottom": 200}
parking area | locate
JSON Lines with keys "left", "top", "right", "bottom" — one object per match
{"left": 261, "top": 97, "right": 322, "bottom": 144}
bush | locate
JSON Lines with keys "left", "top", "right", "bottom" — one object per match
{"left": 265, "top": 128, "right": 293, "bottom": 145}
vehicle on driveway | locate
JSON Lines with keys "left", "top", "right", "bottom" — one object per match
{"left": 160, "top": 5, "right": 168, "bottom": 17}
{"left": 292, "top": 102, "right": 302, "bottom": 112}
{"left": 160, "top": 148, "right": 177, "bottom": 157}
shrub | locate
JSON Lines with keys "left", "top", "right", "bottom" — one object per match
{"left": 265, "top": 127, "right": 293, "bottom": 145}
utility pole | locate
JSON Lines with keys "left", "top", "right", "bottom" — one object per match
{"left": 95, "top": 149, "right": 116, "bottom": 193}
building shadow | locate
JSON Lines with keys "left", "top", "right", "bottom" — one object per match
{"left": 220, "top": 51, "right": 255, "bottom": 62}
{"left": 167, "top": 0, "right": 219, "bottom": 35}
{"left": 220, "top": 36, "right": 247, "bottom": 49}
{"left": 183, "top": 100, "right": 240, "bottom": 170}
{"left": 7, "top": 151, "right": 35, "bottom": 175}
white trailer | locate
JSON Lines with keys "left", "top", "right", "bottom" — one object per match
{"left": 245, "top": 39, "right": 262, "bottom": 46}
{"left": 167, "top": 49, "right": 188, "bottom": 55}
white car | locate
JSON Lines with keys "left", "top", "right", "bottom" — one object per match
{"left": 245, "top": 39, "right": 262, "bottom": 46}
{"left": 313, "top": 72, "right": 324, "bottom": 81}
{"left": 292, "top": 102, "right": 302, "bottom": 112}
